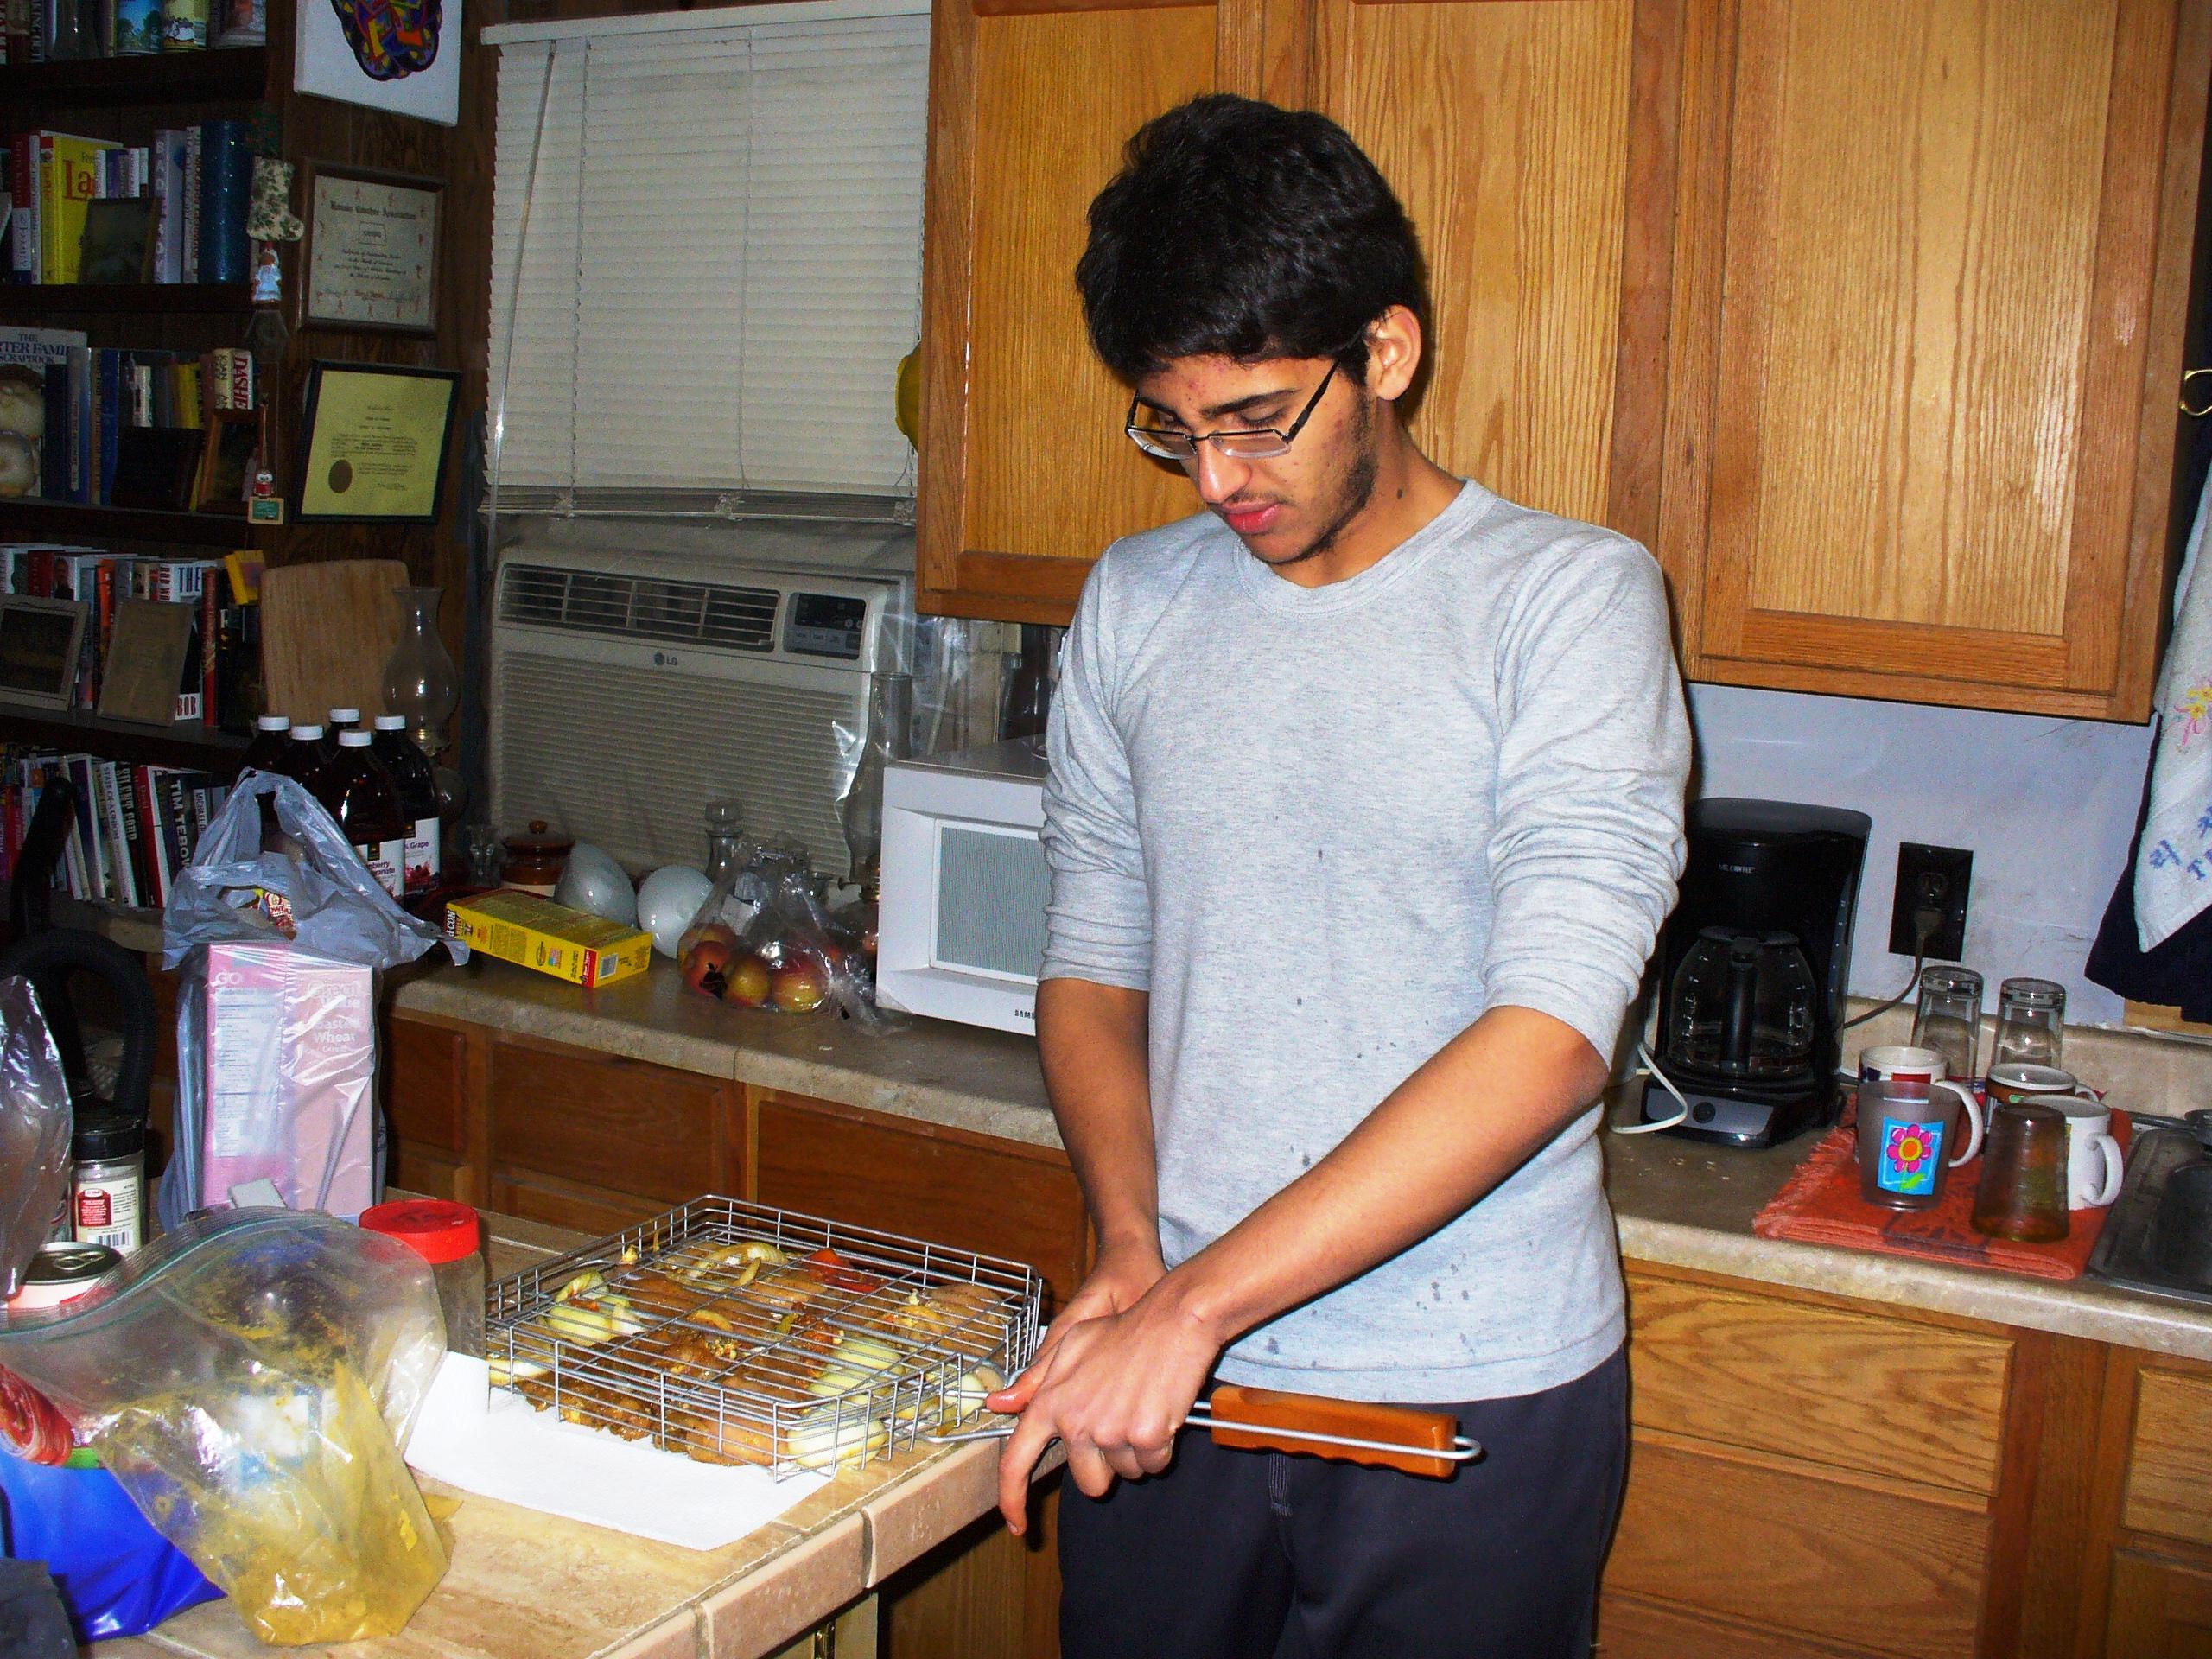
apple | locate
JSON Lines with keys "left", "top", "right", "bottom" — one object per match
{"left": 680, "top": 938, "right": 735, "bottom": 1000}
{"left": 677, "top": 919, "right": 741, "bottom": 961}
{"left": 770, "top": 956, "right": 830, "bottom": 1014}
{"left": 724, "top": 952, "right": 772, "bottom": 1008}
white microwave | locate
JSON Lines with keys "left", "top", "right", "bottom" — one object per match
{"left": 876, "top": 737, "right": 1052, "bottom": 1034}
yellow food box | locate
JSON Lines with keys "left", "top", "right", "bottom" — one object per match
{"left": 444, "top": 889, "right": 653, "bottom": 988}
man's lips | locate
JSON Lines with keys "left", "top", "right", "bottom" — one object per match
{"left": 1219, "top": 502, "right": 1282, "bottom": 536}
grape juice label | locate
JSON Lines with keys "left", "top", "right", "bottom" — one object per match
{"left": 1875, "top": 1116, "right": 1944, "bottom": 1196}
{"left": 404, "top": 816, "right": 439, "bottom": 896}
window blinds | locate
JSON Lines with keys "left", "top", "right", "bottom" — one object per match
{"left": 487, "top": 3, "right": 929, "bottom": 502}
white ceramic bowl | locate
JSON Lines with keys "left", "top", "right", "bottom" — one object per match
{"left": 636, "top": 865, "right": 714, "bottom": 957}
{"left": 553, "top": 842, "right": 637, "bottom": 927}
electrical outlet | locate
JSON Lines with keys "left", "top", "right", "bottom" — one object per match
{"left": 1890, "top": 843, "right": 1973, "bottom": 959}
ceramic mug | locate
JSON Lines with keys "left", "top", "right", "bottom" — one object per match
{"left": 1857, "top": 1045, "right": 1985, "bottom": 1164}
{"left": 2048, "top": 1094, "right": 2124, "bottom": 1210}
{"left": 1986, "top": 1063, "right": 2080, "bottom": 1109}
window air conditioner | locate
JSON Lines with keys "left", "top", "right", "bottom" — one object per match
{"left": 489, "top": 543, "right": 910, "bottom": 880}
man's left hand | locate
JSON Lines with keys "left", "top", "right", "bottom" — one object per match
{"left": 992, "top": 1278, "right": 1221, "bottom": 1533}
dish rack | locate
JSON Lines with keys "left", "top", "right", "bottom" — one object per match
{"left": 485, "top": 1196, "right": 1042, "bottom": 1478}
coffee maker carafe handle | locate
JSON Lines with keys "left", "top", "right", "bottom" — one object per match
{"left": 1721, "top": 935, "right": 1762, "bottom": 1071}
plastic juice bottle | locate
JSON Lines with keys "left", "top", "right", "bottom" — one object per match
{"left": 321, "top": 707, "right": 362, "bottom": 763}
{"left": 238, "top": 713, "right": 290, "bottom": 775}
{"left": 370, "top": 715, "right": 441, "bottom": 897}
{"left": 274, "top": 724, "right": 332, "bottom": 796}
{"left": 321, "top": 731, "right": 407, "bottom": 899}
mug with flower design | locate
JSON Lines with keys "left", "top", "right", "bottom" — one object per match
{"left": 1857, "top": 1071, "right": 1983, "bottom": 1210}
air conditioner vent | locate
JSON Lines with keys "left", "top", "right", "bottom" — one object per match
{"left": 499, "top": 563, "right": 779, "bottom": 652}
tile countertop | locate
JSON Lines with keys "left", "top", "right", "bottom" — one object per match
{"left": 390, "top": 954, "right": 2212, "bottom": 1364}
{"left": 92, "top": 1209, "right": 1031, "bottom": 1659}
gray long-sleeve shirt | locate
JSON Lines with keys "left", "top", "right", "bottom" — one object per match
{"left": 1039, "top": 480, "right": 1690, "bottom": 1402}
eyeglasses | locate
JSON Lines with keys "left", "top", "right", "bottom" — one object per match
{"left": 1125, "top": 362, "right": 1338, "bottom": 461}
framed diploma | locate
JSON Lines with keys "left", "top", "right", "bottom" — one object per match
{"left": 303, "top": 164, "right": 442, "bottom": 333}
{"left": 296, "top": 362, "right": 460, "bottom": 524}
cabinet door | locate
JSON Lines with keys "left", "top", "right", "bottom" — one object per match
{"left": 2106, "top": 1548, "right": 2212, "bottom": 1659}
{"left": 1308, "top": 0, "right": 1677, "bottom": 542}
{"left": 386, "top": 1015, "right": 473, "bottom": 1201}
{"left": 1660, "top": 0, "right": 2209, "bottom": 719}
{"left": 486, "top": 1036, "right": 738, "bottom": 1210}
{"left": 915, "top": 0, "right": 1279, "bottom": 621}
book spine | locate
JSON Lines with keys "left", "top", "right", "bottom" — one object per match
{"left": 194, "top": 120, "right": 247, "bottom": 285}
{"left": 67, "top": 757, "right": 100, "bottom": 901}
{"left": 181, "top": 127, "right": 200, "bottom": 283}
{"left": 134, "top": 766, "right": 165, "bottom": 907}
{"left": 109, "top": 760, "right": 142, "bottom": 908}
{"left": 200, "top": 579, "right": 218, "bottom": 716}
{"left": 95, "top": 348, "right": 118, "bottom": 506}
{"left": 67, "top": 344, "right": 87, "bottom": 502}
{"left": 39, "top": 361, "right": 67, "bottom": 498}
{"left": 35, "top": 135, "right": 54, "bottom": 285}
{"left": 158, "top": 770, "right": 192, "bottom": 880}
{"left": 8, "top": 134, "right": 33, "bottom": 283}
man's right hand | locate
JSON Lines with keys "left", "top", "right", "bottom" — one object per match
{"left": 986, "top": 1236, "right": 1166, "bottom": 1419}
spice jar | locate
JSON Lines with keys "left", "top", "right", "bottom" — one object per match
{"left": 71, "top": 1109, "right": 145, "bottom": 1255}
{"left": 360, "top": 1199, "right": 486, "bottom": 1357}
{"left": 500, "top": 821, "right": 573, "bottom": 897}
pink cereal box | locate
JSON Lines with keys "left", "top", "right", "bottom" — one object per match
{"left": 201, "top": 939, "right": 378, "bottom": 1218}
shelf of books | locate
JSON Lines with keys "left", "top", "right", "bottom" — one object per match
{"left": 0, "top": 745, "right": 239, "bottom": 912}
{"left": 0, "top": 499, "right": 255, "bottom": 546}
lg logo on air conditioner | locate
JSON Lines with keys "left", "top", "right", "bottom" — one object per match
{"left": 653, "top": 652, "right": 682, "bottom": 668}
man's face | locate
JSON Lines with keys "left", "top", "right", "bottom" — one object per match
{"left": 1130, "top": 354, "right": 1380, "bottom": 571}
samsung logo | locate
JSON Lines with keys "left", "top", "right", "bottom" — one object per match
{"left": 1014, "top": 1007, "right": 1034, "bottom": 1023}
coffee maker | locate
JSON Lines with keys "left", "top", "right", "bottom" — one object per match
{"left": 1639, "top": 798, "right": 1872, "bottom": 1148}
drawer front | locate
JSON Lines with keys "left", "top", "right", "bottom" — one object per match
{"left": 489, "top": 1039, "right": 726, "bottom": 1205}
{"left": 1626, "top": 1268, "right": 2011, "bottom": 1496}
{"left": 2105, "top": 1548, "right": 2212, "bottom": 1659}
{"left": 1605, "top": 1438, "right": 1990, "bottom": 1659}
{"left": 490, "top": 1169, "right": 666, "bottom": 1239}
{"left": 756, "top": 1096, "right": 1087, "bottom": 1309}
{"left": 2122, "top": 1365, "right": 2212, "bottom": 1548}
{"left": 387, "top": 1015, "right": 467, "bottom": 1153}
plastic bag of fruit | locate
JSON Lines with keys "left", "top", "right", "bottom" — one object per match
{"left": 677, "top": 851, "right": 891, "bottom": 1029}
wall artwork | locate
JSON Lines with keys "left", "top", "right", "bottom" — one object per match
{"left": 295, "top": 0, "right": 460, "bottom": 125}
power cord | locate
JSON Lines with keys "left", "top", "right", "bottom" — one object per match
{"left": 1618, "top": 1039, "right": 1690, "bottom": 1134}
{"left": 1840, "top": 882, "right": 1944, "bottom": 1032}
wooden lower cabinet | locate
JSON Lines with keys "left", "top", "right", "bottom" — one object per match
{"left": 2104, "top": 1550, "right": 2212, "bottom": 1658}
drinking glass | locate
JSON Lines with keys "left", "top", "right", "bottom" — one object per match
{"left": 1911, "top": 966, "right": 1983, "bottom": 1084}
{"left": 1969, "top": 1100, "right": 2070, "bottom": 1243}
{"left": 1992, "top": 977, "right": 2066, "bottom": 1071}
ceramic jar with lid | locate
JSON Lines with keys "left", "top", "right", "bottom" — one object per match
{"left": 500, "top": 821, "right": 573, "bottom": 897}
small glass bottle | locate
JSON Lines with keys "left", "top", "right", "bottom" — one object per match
{"left": 360, "top": 1199, "right": 485, "bottom": 1357}
{"left": 704, "top": 798, "right": 748, "bottom": 883}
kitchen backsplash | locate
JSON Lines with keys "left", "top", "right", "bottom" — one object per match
{"left": 1688, "top": 683, "right": 2156, "bottom": 1026}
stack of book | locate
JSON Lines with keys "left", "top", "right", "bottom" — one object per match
{"left": 0, "top": 542, "right": 259, "bottom": 726}
{"left": 5, "top": 122, "right": 254, "bottom": 285}
{"left": 0, "top": 325, "right": 257, "bottom": 507}
{"left": 0, "top": 749, "right": 233, "bottom": 908}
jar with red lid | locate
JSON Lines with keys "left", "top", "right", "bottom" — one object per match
{"left": 359, "top": 1199, "right": 484, "bottom": 1357}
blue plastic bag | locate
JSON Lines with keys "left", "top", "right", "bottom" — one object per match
{"left": 0, "top": 1456, "right": 219, "bottom": 1641}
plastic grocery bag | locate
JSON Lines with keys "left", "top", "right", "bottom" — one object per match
{"left": 676, "top": 844, "right": 894, "bottom": 1029}
{"left": 159, "top": 772, "right": 463, "bottom": 1231}
{"left": 0, "top": 978, "right": 72, "bottom": 1300}
{"left": 0, "top": 1210, "right": 448, "bottom": 1645}
{"left": 0, "top": 1457, "right": 221, "bottom": 1641}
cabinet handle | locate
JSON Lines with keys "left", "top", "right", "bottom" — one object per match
{"left": 2183, "top": 367, "right": 2212, "bottom": 417}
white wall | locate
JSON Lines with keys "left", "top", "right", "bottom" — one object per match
{"left": 1686, "top": 683, "right": 2155, "bottom": 1025}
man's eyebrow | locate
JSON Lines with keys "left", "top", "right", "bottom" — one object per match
{"left": 1134, "top": 386, "right": 1299, "bottom": 424}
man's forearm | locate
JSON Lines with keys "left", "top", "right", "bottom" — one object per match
{"left": 1037, "top": 976, "right": 1161, "bottom": 1259}
{"left": 1154, "top": 1004, "right": 1609, "bottom": 1347}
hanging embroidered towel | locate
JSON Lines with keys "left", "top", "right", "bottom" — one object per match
{"left": 2136, "top": 463, "right": 2212, "bottom": 949}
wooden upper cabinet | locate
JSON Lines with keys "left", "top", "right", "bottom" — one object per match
{"left": 1311, "top": 0, "right": 1673, "bottom": 542}
{"left": 1659, "top": 0, "right": 2211, "bottom": 720}
{"left": 917, "top": 0, "right": 1286, "bottom": 621}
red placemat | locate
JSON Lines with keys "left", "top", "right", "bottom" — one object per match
{"left": 1751, "top": 1111, "right": 2129, "bottom": 1281}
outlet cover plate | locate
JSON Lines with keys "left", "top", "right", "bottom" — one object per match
{"left": 1891, "top": 843, "right": 1973, "bottom": 959}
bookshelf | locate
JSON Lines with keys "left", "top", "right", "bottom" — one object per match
{"left": 0, "top": 47, "right": 267, "bottom": 107}
{"left": 0, "top": 498, "right": 254, "bottom": 545}
{"left": 0, "top": 705, "right": 245, "bottom": 771}
{"left": 0, "top": 283, "right": 252, "bottom": 318}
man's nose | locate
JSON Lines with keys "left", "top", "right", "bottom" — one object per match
{"left": 1190, "top": 444, "right": 1251, "bottom": 504}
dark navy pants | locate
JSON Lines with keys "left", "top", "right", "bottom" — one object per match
{"left": 1059, "top": 1345, "right": 1628, "bottom": 1659}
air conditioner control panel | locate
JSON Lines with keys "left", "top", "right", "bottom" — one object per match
{"left": 785, "top": 593, "right": 868, "bottom": 659}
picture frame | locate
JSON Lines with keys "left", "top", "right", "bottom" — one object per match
{"left": 96, "top": 599, "right": 195, "bottom": 726}
{"left": 302, "top": 162, "right": 442, "bottom": 334}
{"left": 0, "top": 597, "right": 88, "bottom": 710}
{"left": 194, "top": 410, "right": 262, "bottom": 514}
{"left": 295, "top": 360, "right": 459, "bottom": 524}
{"left": 294, "top": 0, "right": 460, "bottom": 125}
{"left": 78, "top": 198, "right": 156, "bottom": 284}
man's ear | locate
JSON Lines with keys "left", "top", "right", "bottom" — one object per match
{"left": 1363, "top": 306, "right": 1423, "bottom": 404}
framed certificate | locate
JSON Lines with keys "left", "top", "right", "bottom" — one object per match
{"left": 303, "top": 164, "right": 442, "bottom": 333}
{"left": 296, "top": 361, "right": 460, "bottom": 523}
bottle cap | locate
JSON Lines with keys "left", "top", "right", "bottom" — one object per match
{"left": 359, "top": 1199, "right": 480, "bottom": 1266}
{"left": 71, "top": 1109, "right": 143, "bottom": 1162}
{"left": 338, "top": 729, "right": 373, "bottom": 747}
{"left": 373, "top": 715, "right": 407, "bottom": 731}
{"left": 256, "top": 714, "right": 290, "bottom": 732}
{"left": 289, "top": 723, "right": 324, "bottom": 741}
{"left": 328, "top": 707, "right": 361, "bottom": 725}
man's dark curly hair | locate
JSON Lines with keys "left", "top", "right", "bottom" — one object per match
{"left": 1076, "top": 94, "right": 1427, "bottom": 385}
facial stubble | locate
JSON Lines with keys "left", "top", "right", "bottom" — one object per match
{"left": 1250, "top": 391, "right": 1378, "bottom": 570}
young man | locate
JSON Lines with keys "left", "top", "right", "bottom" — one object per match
{"left": 985, "top": 95, "right": 1691, "bottom": 1656}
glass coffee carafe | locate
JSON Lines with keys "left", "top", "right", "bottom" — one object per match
{"left": 1666, "top": 927, "right": 1819, "bottom": 1083}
